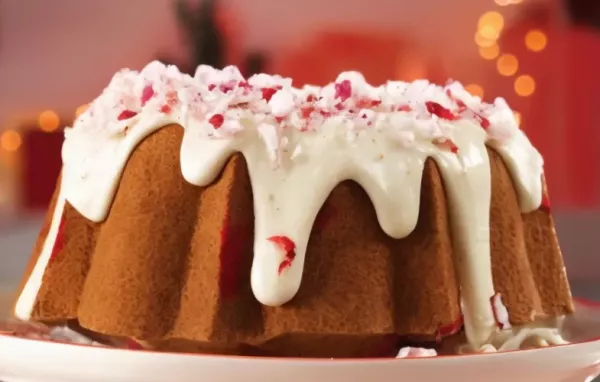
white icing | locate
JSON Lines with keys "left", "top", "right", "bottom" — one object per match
{"left": 15, "top": 61, "right": 557, "bottom": 352}
{"left": 14, "top": 193, "right": 66, "bottom": 320}
{"left": 495, "top": 327, "right": 568, "bottom": 351}
{"left": 459, "top": 318, "right": 568, "bottom": 354}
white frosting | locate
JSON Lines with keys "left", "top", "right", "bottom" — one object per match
{"left": 15, "top": 192, "right": 66, "bottom": 322}
{"left": 459, "top": 317, "right": 568, "bottom": 353}
{"left": 15, "top": 61, "right": 555, "bottom": 351}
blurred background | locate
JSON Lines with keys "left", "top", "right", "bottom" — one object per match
{"left": 0, "top": 0, "right": 599, "bottom": 301}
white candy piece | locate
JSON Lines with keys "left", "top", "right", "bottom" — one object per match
{"left": 396, "top": 347, "right": 438, "bottom": 358}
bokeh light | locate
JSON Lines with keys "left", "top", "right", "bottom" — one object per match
{"left": 38, "top": 110, "right": 60, "bottom": 132}
{"left": 465, "top": 84, "right": 485, "bottom": 99}
{"left": 514, "top": 75, "right": 536, "bottom": 96}
{"left": 475, "top": 31, "right": 496, "bottom": 47}
{"left": 479, "top": 44, "right": 500, "bottom": 60}
{"left": 479, "top": 25, "right": 500, "bottom": 40}
{"left": 513, "top": 111, "right": 522, "bottom": 126}
{"left": 525, "top": 29, "right": 548, "bottom": 52}
{"left": 478, "top": 12, "right": 505, "bottom": 34}
{"left": 496, "top": 54, "right": 519, "bottom": 76}
{"left": 1, "top": 130, "right": 22, "bottom": 152}
{"left": 75, "top": 104, "right": 90, "bottom": 118}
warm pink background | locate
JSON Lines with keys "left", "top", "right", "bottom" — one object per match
{"left": 0, "top": 0, "right": 598, "bottom": 288}
{"left": 0, "top": 0, "right": 543, "bottom": 118}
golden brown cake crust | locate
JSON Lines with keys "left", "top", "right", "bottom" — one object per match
{"left": 522, "top": 178, "right": 574, "bottom": 316}
{"left": 488, "top": 148, "right": 543, "bottom": 323}
{"left": 32, "top": 201, "right": 100, "bottom": 322}
{"left": 17, "top": 125, "right": 574, "bottom": 357}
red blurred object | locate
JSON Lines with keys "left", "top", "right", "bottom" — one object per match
{"left": 561, "top": 27, "right": 600, "bottom": 208}
{"left": 215, "top": 1, "right": 243, "bottom": 67}
{"left": 21, "top": 129, "right": 63, "bottom": 210}
{"left": 273, "top": 30, "right": 447, "bottom": 86}
{"left": 489, "top": 2, "right": 600, "bottom": 208}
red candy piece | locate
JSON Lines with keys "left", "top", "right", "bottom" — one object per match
{"left": 433, "top": 138, "right": 459, "bottom": 154}
{"left": 208, "top": 114, "right": 225, "bottom": 129}
{"left": 124, "top": 338, "right": 144, "bottom": 350}
{"left": 49, "top": 216, "right": 67, "bottom": 263}
{"left": 355, "top": 98, "right": 382, "bottom": 108}
{"left": 394, "top": 105, "right": 412, "bottom": 112}
{"left": 267, "top": 235, "right": 296, "bottom": 275}
{"left": 268, "top": 235, "right": 295, "bottom": 253}
{"left": 219, "top": 81, "right": 236, "bottom": 93}
{"left": 159, "top": 91, "right": 178, "bottom": 115}
{"left": 540, "top": 191, "right": 551, "bottom": 212}
{"left": 277, "top": 259, "right": 293, "bottom": 275}
{"left": 474, "top": 113, "right": 491, "bottom": 130}
{"left": 334, "top": 80, "right": 352, "bottom": 102}
{"left": 261, "top": 87, "right": 279, "bottom": 102}
{"left": 426, "top": 101, "right": 459, "bottom": 121}
{"left": 445, "top": 89, "right": 468, "bottom": 113}
{"left": 445, "top": 89, "right": 490, "bottom": 130}
{"left": 117, "top": 110, "right": 138, "bottom": 121}
{"left": 300, "top": 106, "right": 315, "bottom": 118}
{"left": 140, "top": 84, "right": 155, "bottom": 106}
{"left": 435, "top": 315, "right": 464, "bottom": 343}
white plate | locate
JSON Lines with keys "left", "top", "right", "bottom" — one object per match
{"left": 1, "top": 299, "right": 600, "bottom": 382}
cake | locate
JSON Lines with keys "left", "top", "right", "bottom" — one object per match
{"left": 11, "top": 61, "right": 574, "bottom": 357}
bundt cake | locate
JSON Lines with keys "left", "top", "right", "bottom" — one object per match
{"left": 12, "top": 62, "right": 574, "bottom": 357}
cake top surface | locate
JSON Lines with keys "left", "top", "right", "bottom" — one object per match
{"left": 69, "top": 61, "right": 521, "bottom": 151}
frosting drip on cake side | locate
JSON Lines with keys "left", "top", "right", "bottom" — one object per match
{"left": 15, "top": 61, "right": 554, "bottom": 351}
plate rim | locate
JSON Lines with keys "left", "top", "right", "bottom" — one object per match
{"left": 1, "top": 297, "right": 599, "bottom": 364}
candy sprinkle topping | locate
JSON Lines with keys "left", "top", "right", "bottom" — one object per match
{"left": 67, "top": 61, "right": 521, "bottom": 153}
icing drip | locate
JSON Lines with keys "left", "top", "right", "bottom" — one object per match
{"left": 459, "top": 317, "right": 568, "bottom": 353}
{"left": 15, "top": 61, "right": 551, "bottom": 351}
{"left": 15, "top": 193, "right": 66, "bottom": 321}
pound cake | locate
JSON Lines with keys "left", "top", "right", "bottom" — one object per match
{"left": 11, "top": 62, "right": 574, "bottom": 357}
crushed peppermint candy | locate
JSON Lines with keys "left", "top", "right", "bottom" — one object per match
{"left": 66, "top": 61, "right": 521, "bottom": 151}
{"left": 490, "top": 293, "right": 512, "bottom": 330}
{"left": 269, "top": 89, "right": 297, "bottom": 118}
{"left": 396, "top": 347, "right": 438, "bottom": 358}
{"left": 267, "top": 235, "right": 297, "bottom": 275}
{"left": 540, "top": 191, "right": 551, "bottom": 212}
